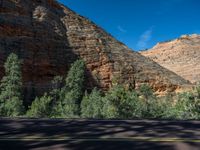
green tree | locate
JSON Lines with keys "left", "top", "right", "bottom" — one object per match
{"left": 138, "top": 84, "right": 158, "bottom": 118}
{"left": 0, "top": 53, "right": 24, "bottom": 117}
{"left": 26, "top": 60, "right": 86, "bottom": 119}
{"left": 139, "top": 84, "right": 154, "bottom": 100}
{"left": 102, "top": 85, "right": 143, "bottom": 119}
{"left": 168, "top": 92, "right": 200, "bottom": 120}
{"left": 49, "top": 76, "right": 63, "bottom": 117}
{"left": 26, "top": 93, "right": 52, "bottom": 118}
{"left": 142, "top": 96, "right": 174, "bottom": 119}
{"left": 81, "top": 88, "right": 103, "bottom": 118}
{"left": 155, "top": 94, "right": 175, "bottom": 119}
{"left": 196, "top": 85, "right": 200, "bottom": 99}
{"left": 26, "top": 76, "right": 63, "bottom": 118}
{"left": 61, "top": 60, "right": 85, "bottom": 118}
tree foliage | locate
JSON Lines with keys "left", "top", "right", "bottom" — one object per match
{"left": 26, "top": 60, "right": 86, "bottom": 118}
{"left": 49, "top": 76, "right": 63, "bottom": 117}
{"left": 167, "top": 92, "right": 200, "bottom": 120}
{"left": 103, "top": 85, "right": 143, "bottom": 119}
{"left": 2, "top": 54, "right": 200, "bottom": 120}
{"left": 61, "top": 60, "right": 85, "bottom": 118}
{"left": 0, "top": 53, "right": 24, "bottom": 117}
{"left": 81, "top": 88, "right": 103, "bottom": 118}
{"left": 26, "top": 93, "right": 52, "bottom": 118}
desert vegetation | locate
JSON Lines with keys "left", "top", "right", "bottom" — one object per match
{"left": 0, "top": 53, "right": 200, "bottom": 120}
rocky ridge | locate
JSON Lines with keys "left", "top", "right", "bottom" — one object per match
{"left": 141, "top": 34, "right": 200, "bottom": 84}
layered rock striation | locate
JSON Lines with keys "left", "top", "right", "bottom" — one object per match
{"left": 141, "top": 34, "right": 200, "bottom": 84}
{"left": 0, "top": 0, "right": 191, "bottom": 103}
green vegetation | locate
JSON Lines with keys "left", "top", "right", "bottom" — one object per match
{"left": 26, "top": 93, "right": 52, "bottom": 118}
{"left": 61, "top": 59, "right": 85, "bottom": 118}
{"left": 167, "top": 92, "right": 200, "bottom": 120}
{"left": 102, "top": 85, "right": 143, "bottom": 119}
{"left": 0, "top": 53, "right": 24, "bottom": 117}
{"left": 27, "top": 60, "right": 85, "bottom": 118}
{"left": 81, "top": 88, "right": 103, "bottom": 119}
{"left": 1, "top": 53, "right": 200, "bottom": 120}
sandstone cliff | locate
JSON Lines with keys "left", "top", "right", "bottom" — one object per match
{"left": 141, "top": 34, "right": 200, "bottom": 84}
{"left": 0, "top": 0, "right": 191, "bottom": 103}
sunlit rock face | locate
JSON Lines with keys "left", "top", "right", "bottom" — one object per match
{"left": 0, "top": 0, "right": 191, "bottom": 104}
{"left": 141, "top": 34, "right": 200, "bottom": 84}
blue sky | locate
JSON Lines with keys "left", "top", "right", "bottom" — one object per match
{"left": 58, "top": 0, "right": 200, "bottom": 50}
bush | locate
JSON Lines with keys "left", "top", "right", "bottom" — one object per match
{"left": 168, "top": 92, "right": 200, "bottom": 120}
{"left": 61, "top": 90, "right": 81, "bottom": 118}
{"left": 142, "top": 96, "right": 173, "bottom": 119}
{"left": 138, "top": 84, "right": 175, "bottom": 119}
{"left": 26, "top": 94, "right": 52, "bottom": 118}
{"left": 81, "top": 88, "right": 103, "bottom": 119}
{"left": 102, "top": 85, "right": 143, "bottom": 119}
{"left": 139, "top": 84, "right": 154, "bottom": 100}
{"left": 196, "top": 85, "right": 200, "bottom": 99}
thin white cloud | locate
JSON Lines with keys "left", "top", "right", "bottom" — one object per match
{"left": 137, "top": 27, "right": 153, "bottom": 50}
{"left": 117, "top": 25, "right": 127, "bottom": 33}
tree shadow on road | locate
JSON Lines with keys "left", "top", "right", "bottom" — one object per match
{"left": 1, "top": 119, "right": 200, "bottom": 149}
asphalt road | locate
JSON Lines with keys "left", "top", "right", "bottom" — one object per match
{"left": 1, "top": 119, "right": 200, "bottom": 150}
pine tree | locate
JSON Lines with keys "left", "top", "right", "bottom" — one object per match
{"left": 0, "top": 53, "right": 24, "bottom": 117}
{"left": 26, "top": 93, "right": 52, "bottom": 118}
{"left": 26, "top": 60, "right": 85, "bottom": 119}
{"left": 61, "top": 60, "right": 85, "bottom": 118}
{"left": 26, "top": 76, "right": 63, "bottom": 118}
{"left": 49, "top": 76, "right": 63, "bottom": 117}
{"left": 81, "top": 88, "right": 103, "bottom": 118}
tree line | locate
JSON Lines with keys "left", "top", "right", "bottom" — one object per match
{"left": 1, "top": 53, "right": 200, "bottom": 119}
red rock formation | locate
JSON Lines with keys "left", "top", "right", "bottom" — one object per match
{"left": 0, "top": 0, "right": 191, "bottom": 104}
{"left": 141, "top": 34, "right": 200, "bottom": 84}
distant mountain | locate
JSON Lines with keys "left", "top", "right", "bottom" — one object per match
{"left": 0, "top": 0, "right": 191, "bottom": 102}
{"left": 141, "top": 34, "right": 200, "bottom": 84}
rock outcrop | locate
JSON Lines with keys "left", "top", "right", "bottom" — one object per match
{"left": 0, "top": 0, "right": 191, "bottom": 104}
{"left": 141, "top": 34, "right": 200, "bottom": 84}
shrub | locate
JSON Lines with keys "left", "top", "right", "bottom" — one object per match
{"left": 26, "top": 93, "right": 52, "bottom": 118}
{"left": 143, "top": 95, "right": 173, "bottom": 119}
{"left": 61, "top": 90, "right": 81, "bottom": 118}
{"left": 138, "top": 84, "right": 175, "bottom": 119}
{"left": 139, "top": 84, "right": 154, "bottom": 100}
{"left": 81, "top": 88, "right": 103, "bottom": 118}
{"left": 196, "top": 85, "right": 200, "bottom": 99}
{"left": 102, "top": 85, "right": 143, "bottom": 119}
{"left": 168, "top": 92, "right": 200, "bottom": 120}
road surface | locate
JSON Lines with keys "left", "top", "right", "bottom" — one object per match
{"left": 1, "top": 118, "right": 200, "bottom": 150}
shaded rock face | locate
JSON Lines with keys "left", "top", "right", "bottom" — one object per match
{"left": 0, "top": 0, "right": 78, "bottom": 105}
{"left": 141, "top": 34, "right": 200, "bottom": 84}
{"left": 0, "top": 0, "right": 191, "bottom": 104}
